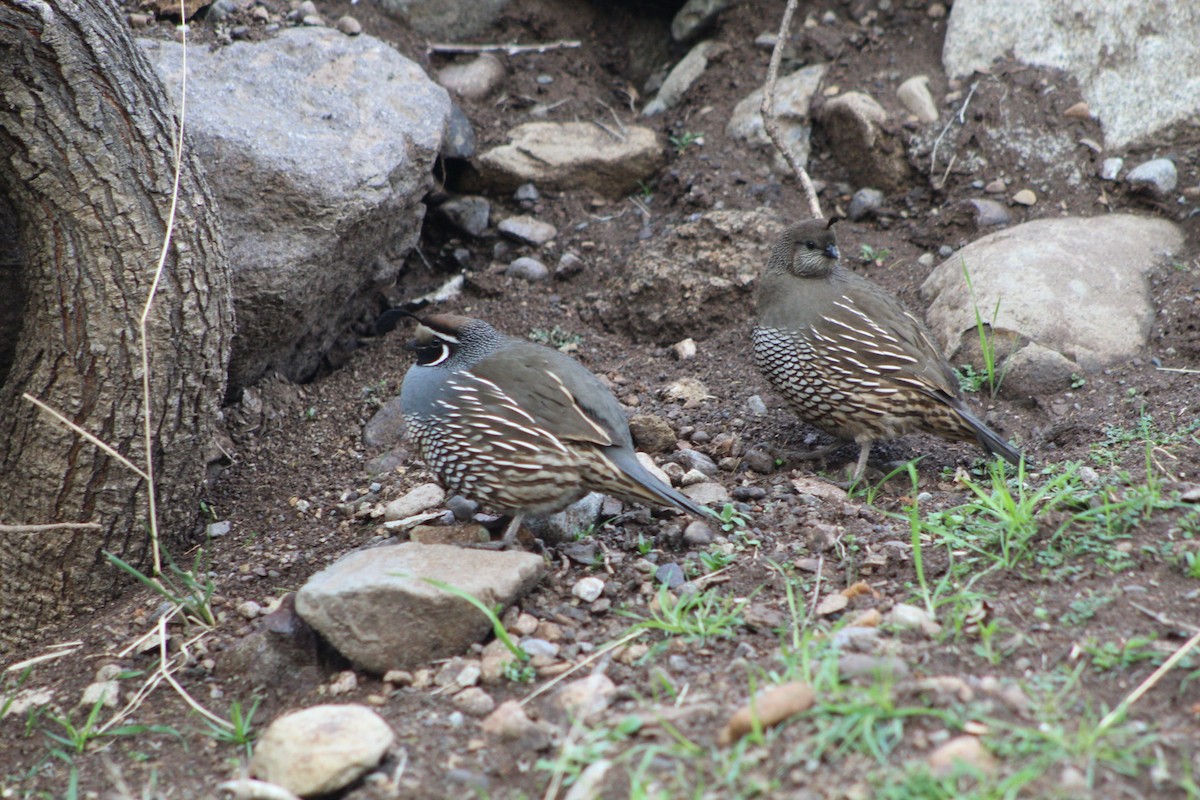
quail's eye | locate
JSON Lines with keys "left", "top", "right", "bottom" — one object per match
{"left": 804, "top": 240, "right": 816, "bottom": 250}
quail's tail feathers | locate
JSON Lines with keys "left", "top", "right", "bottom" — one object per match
{"left": 596, "top": 448, "right": 719, "bottom": 521}
{"left": 955, "top": 403, "right": 1024, "bottom": 467}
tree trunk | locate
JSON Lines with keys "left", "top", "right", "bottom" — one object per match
{"left": 0, "top": 0, "right": 232, "bottom": 653}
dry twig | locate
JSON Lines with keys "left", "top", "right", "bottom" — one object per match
{"left": 761, "top": 0, "right": 822, "bottom": 219}
{"left": 427, "top": 39, "right": 580, "bottom": 56}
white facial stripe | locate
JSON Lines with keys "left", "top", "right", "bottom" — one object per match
{"left": 425, "top": 342, "right": 452, "bottom": 366}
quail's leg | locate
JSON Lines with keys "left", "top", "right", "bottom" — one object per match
{"left": 848, "top": 443, "right": 872, "bottom": 486}
{"left": 466, "top": 512, "right": 527, "bottom": 550}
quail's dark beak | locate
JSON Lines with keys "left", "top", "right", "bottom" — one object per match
{"left": 825, "top": 244, "right": 840, "bottom": 261}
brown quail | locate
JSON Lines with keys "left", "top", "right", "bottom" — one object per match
{"left": 399, "top": 313, "right": 716, "bottom": 547}
{"left": 753, "top": 218, "right": 1022, "bottom": 482}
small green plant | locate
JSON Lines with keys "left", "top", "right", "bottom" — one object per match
{"left": 44, "top": 697, "right": 178, "bottom": 755}
{"left": 636, "top": 531, "right": 653, "bottom": 556}
{"left": 716, "top": 503, "right": 751, "bottom": 534}
{"left": 859, "top": 244, "right": 892, "bottom": 265}
{"left": 955, "top": 363, "right": 986, "bottom": 393}
{"left": 636, "top": 179, "right": 655, "bottom": 201}
{"left": 1, "top": 665, "right": 33, "bottom": 721}
{"left": 503, "top": 660, "right": 536, "bottom": 684}
{"left": 625, "top": 585, "right": 745, "bottom": 643}
{"left": 105, "top": 545, "right": 216, "bottom": 627}
{"left": 528, "top": 326, "right": 583, "bottom": 350}
{"left": 698, "top": 547, "right": 733, "bottom": 573}
{"left": 1070, "top": 372, "right": 1087, "bottom": 389}
{"left": 960, "top": 258, "right": 1010, "bottom": 397}
{"left": 1080, "top": 636, "right": 1163, "bottom": 672}
{"left": 201, "top": 696, "right": 262, "bottom": 757}
{"left": 669, "top": 131, "right": 703, "bottom": 153}
{"left": 418, "top": 576, "right": 529, "bottom": 663}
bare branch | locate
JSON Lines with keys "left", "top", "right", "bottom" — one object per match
{"left": 426, "top": 39, "right": 581, "bottom": 56}
{"left": 762, "top": 0, "right": 822, "bottom": 219}
{"left": 0, "top": 522, "right": 103, "bottom": 533}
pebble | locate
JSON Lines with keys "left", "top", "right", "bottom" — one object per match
{"left": 917, "top": 252, "right": 936, "bottom": 267}
{"left": 236, "top": 600, "right": 262, "bottom": 620}
{"left": 1098, "top": 157, "right": 1123, "bottom": 181}
{"left": 572, "top": 576, "right": 605, "bottom": 603}
{"left": 553, "top": 674, "right": 616, "bottom": 720}
{"left": 682, "top": 482, "right": 731, "bottom": 506}
{"left": 1011, "top": 189, "right": 1037, "bottom": 206}
{"left": 506, "top": 256, "right": 549, "bottom": 282}
{"left": 556, "top": 252, "right": 584, "bottom": 278}
{"left": 383, "top": 482, "right": 445, "bottom": 522}
{"left": 497, "top": 215, "right": 557, "bottom": 245}
{"left": 514, "top": 183, "right": 540, "bottom": 203}
{"left": 670, "top": 449, "right": 718, "bottom": 476}
{"left": 80, "top": 680, "right": 119, "bottom": 708}
{"left": 446, "top": 495, "right": 479, "bottom": 521}
{"left": 731, "top": 486, "right": 766, "bottom": 501}
{"left": 481, "top": 700, "right": 553, "bottom": 750}
{"left": 655, "top": 562, "right": 686, "bottom": 589}
{"left": 887, "top": 603, "right": 942, "bottom": 637}
{"left": 968, "top": 198, "right": 1011, "bottom": 227}
{"left": 928, "top": 735, "right": 997, "bottom": 776}
{"left": 673, "top": 338, "right": 697, "bottom": 360}
{"left": 250, "top": 704, "right": 393, "bottom": 797}
{"left": 896, "top": 75, "right": 938, "bottom": 122}
{"left": 438, "top": 53, "right": 506, "bottom": 101}
{"left": 1126, "top": 158, "right": 1177, "bottom": 197}
{"left": 437, "top": 195, "right": 490, "bottom": 237}
{"left": 335, "top": 15, "right": 361, "bottom": 35}
{"left": 520, "top": 638, "right": 560, "bottom": 665}
{"left": 453, "top": 687, "right": 495, "bottom": 716}
{"left": 741, "top": 445, "right": 776, "bottom": 474}
{"left": 328, "top": 670, "right": 357, "bottom": 695}
{"left": 636, "top": 452, "right": 672, "bottom": 486}
{"left": 207, "top": 520, "right": 232, "bottom": 538}
{"left": 628, "top": 414, "right": 677, "bottom": 453}
{"left": 816, "top": 594, "right": 849, "bottom": 616}
{"left": 745, "top": 394, "right": 767, "bottom": 415}
{"left": 682, "top": 520, "right": 715, "bottom": 546}
{"left": 847, "top": 187, "right": 885, "bottom": 221}
{"left": 718, "top": 682, "right": 814, "bottom": 745}
{"left": 1063, "top": 101, "right": 1090, "bottom": 119}
{"left": 838, "top": 654, "right": 910, "bottom": 681}
{"left": 983, "top": 178, "right": 1006, "bottom": 193}
{"left": 831, "top": 626, "right": 881, "bottom": 652}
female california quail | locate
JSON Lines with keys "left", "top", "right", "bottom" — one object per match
{"left": 753, "top": 218, "right": 1022, "bottom": 482}
{"left": 400, "top": 313, "right": 715, "bottom": 547}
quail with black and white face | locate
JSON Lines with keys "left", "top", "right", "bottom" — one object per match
{"left": 399, "top": 313, "right": 716, "bottom": 547}
{"left": 753, "top": 218, "right": 1022, "bottom": 482}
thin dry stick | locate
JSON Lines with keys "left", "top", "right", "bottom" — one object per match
{"left": 804, "top": 554, "right": 825, "bottom": 626}
{"left": 427, "top": 39, "right": 580, "bottom": 56}
{"left": 1096, "top": 625, "right": 1200, "bottom": 736}
{"left": 0, "top": 522, "right": 102, "bottom": 533}
{"left": 761, "top": 0, "right": 822, "bottom": 219}
{"left": 22, "top": 393, "right": 149, "bottom": 480}
{"left": 930, "top": 80, "right": 978, "bottom": 180}
{"left": 4, "top": 643, "right": 83, "bottom": 673}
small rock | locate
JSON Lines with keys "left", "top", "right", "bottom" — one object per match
{"left": 1126, "top": 158, "right": 1178, "bottom": 197}
{"left": 838, "top": 654, "right": 910, "bottom": 681}
{"left": 556, "top": 252, "right": 584, "bottom": 278}
{"left": 887, "top": 603, "right": 942, "bottom": 637}
{"left": 682, "top": 521, "right": 715, "bottom": 546}
{"left": 634, "top": 452, "right": 672, "bottom": 488}
{"left": 521, "top": 638, "right": 559, "bottom": 665}
{"left": 815, "top": 594, "right": 849, "bottom": 616}
{"left": 746, "top": 395, "right": 767, "bottom": 415}
{"left": 655, "top": 562, "right": 686, "bottom": 589}
{"left": 479, "top": 639, "right": 519, "bottom": 683}
{"left": 967, "top": 198, "right": 1011, "bottom": 227}
{"left": 672, "top": 338, "right": 697, "bottom": 360}
{"left": 524, "top": 492, "right": 604, "bottom": 542}
{"left": 1063, "top": 101, "right": 1090, "bottom": 119}
{"left": 250, "top": 704, "right": 393, "bottom": 797}
{"left": 671, "top": 0, "right": 731, "bottom": 43}
{"left": 669, "top": 449, "right": 718, "bottom": 476}
{"left": 514, "top": 183, "right": 540, "bottom": 203}
{"left": 1099, "top": 157, "right": 1123, "bottom": 181}
{"left": 681, "top": 482, "right": 730, "bottom": 506}
{"left": 481, "top": 700, "right": 553, "bottom": 750}
{"left": 446, "top": 495, "right": 479, "bottom": 521}
{"left": 335, "top": 15, "right": 361, "bottom": 35}
{"left": 497, "top": 215, "right": 557, "bottom": 246}
{"left": 572, "top": 577, "right": 605, "bottom": 603}
{"left": 741, "top": 444, "right": 776, "bottom": 474}
{"left": 564, "top": 759, "right": 613, "bottom": 800}
{"left": 79, "top": 680, "right": 119, "bottom": 709}
{"left": 383, "top": 483, "right": 446, "bottom": 522}
{"left": 453, "top": 687, "right": 495, "bottom": 716}
{"left": 328, "top": 670, "right": 358, "bottom": 695}
{"left": 680, "top": 468, "right": 709, "bottom": 486}
{"left": 442, "top": 102, "right": 477, "bottom": 160}
{"left": 438, "top": 53, "right": 506, "bottom": 101}
{"left": 831, "top": 626, "right": 881, "bottom": 651}
{"left": 983, "top": 178, "right": 1007, "bottom": 194}
{"left": 1011, "top": 189, "right": 1037, "bottom": 206}
{"left": 896, "top": 75, "right": 938, "bottom": 122}
{"left": 628, "top": 414, "right": 676, "bottom": 453}
{"left": 661, "top": 377, "right": 713, "bottom": 407}
{"left": 553, "top": 674, "right": 616, "bottom": 720}
{"left": 236, "top": 600, "right": 262, "bottom": 620}
{"left": 506, "top": 257, "right": 549, "bottom": 282}
{"left": 207, "top": 520, "right": 232, "bottom": 538}
{"left": 847, "top": 187, "right": 885, "bottom": 221}
{"left": 363, "top": 396, "right": 407, "bottom": 449}
{"left": 437, "top": 195, "right": 490, "bottom": 237}
{"left": 718, "top": 682, "right": 814, "bottom": 745}
{"left": 928, "top": 735, "right": 998, "bottom": 776}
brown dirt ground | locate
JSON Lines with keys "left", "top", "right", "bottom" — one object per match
{"left": 4, "top": 0, "right": 1200, "bottom": 798}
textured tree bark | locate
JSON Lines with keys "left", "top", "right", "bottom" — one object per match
{"left": 0, "top": 0, "right": 232, "bottom": 652}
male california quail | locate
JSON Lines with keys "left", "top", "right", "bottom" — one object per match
{"left": 753, "top": 218, "right": 1022, "bottom": 482}
{"left": 399, "top": 313, "right": 715, "bottom": 547}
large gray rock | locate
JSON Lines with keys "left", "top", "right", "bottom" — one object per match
{"left": 142, "top": 29, "right": 450, "bottom": 391}
{"left": 594, "top": 210, "right": 780, "bottom": 345}
{"left": 380, "top": 0, "right": 508, "bottom": 39}
{"left": 643, "top": 40, "right": 727, "bottom": 117}
{"left": 943, "top": 0, "right": 1200, "bottom": 148}
{"left": 726, "top": 64, "right": 827, "bottom": 172}
{"left": 295, "top": 543, "right": 545, "bottom": 674}
{"left": 475, "top": 122, "right": 665, "bottom": 198}
{"left": 818, "top": 91, "right": 912, "bottom": 193}
{"left": 921, "top": 215, "right": 1184, "bottom": 377}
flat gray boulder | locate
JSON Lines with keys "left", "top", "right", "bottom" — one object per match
{"left": 295, "top": 543, "right": 545, "bottom": 674}
{"left": 943, "top": 0, "right": 1200, "bottom": 148}
{"left": 921, "top": 215, "right": 1183, "bottom": 384}
{"left": 143, "top": 28, "right": 450, "bottom": 391}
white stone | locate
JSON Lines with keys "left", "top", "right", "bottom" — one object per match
{"left": 250, "top": 704, "right": 393, "bottom": 797}
{"left": 553, "top": 674, "right": 615, "bottom": 720}
{"left": 572, "top": 577, "right": 605, "bottom": 603}
{"left": 635, "top": 452, "right": 672, "bottom": 488}
{"left": 383, "top": 482, "right": 446, "bottom": 522}
{"left": 644, "top": 41, "right": 726, "bottom": 116}
{"left": 79, "top": 680, "right": 119, "bottom": 709}
{"left": 896, "top": 75, "right": 938, "bottom": 122}
{"left": 437, "top": 53, "right": 506, "bottom": 101}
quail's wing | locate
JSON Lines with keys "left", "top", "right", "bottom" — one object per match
{"left": 466, "top": 345, "right": 622, "bottom": 447}
{"left": 821, "top": 279, "right": 961, "bottom": 399}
